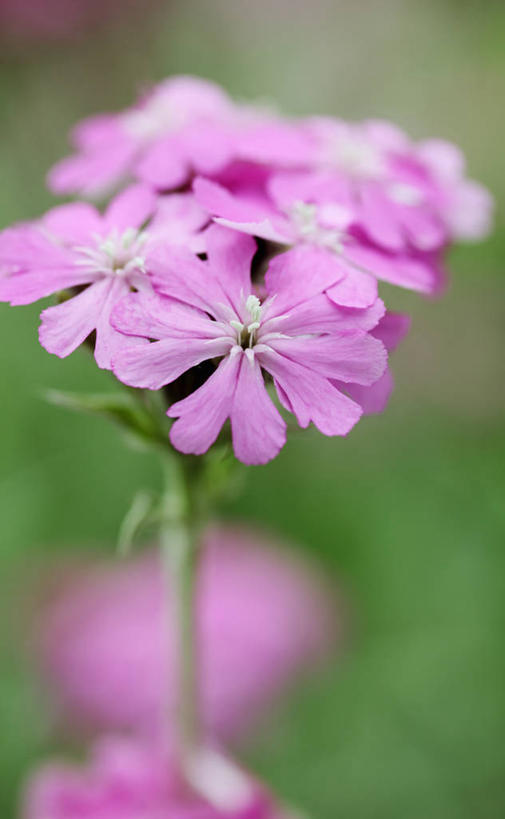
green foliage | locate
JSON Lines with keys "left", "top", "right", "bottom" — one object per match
{"left": 45, "top": 388, "right": 169, "bottom": 452}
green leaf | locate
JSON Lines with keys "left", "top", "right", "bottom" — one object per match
{"left": 44, "top": 389, "right": 168, "bottom": 450}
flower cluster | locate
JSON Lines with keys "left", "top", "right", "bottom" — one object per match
{"left": 0, "top": 75, "right": 492, "bottom": 464}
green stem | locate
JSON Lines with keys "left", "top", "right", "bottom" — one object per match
{"left": 160, "top": 453, "right": 204, "bottom": 761}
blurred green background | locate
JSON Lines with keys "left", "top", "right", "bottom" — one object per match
{"left": 0, "top": 0, "right": 504, "bottom": 816}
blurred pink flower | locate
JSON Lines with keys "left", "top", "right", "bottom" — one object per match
{"left": 39, "top": 526, "right": 337, "bottom": 741}
{"left": 235, "top": 116, "right": 493, "bottom": 249}
{"left": 23, "top": 737, "right": 295, "bottom": 819}
{"left": 48, "top": 77, "right": 235, "bottom": 198}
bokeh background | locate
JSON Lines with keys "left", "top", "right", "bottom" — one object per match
{"left": 1, "top": 1, "right": 504, "bottom": 817}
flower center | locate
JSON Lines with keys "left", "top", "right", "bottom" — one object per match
{"left": 326, "top": 133, "right": 385, "bottom": 180}
{"left": 74, "top": 228, "right": 147, "bottom": 278}
{"left": 290, "top": 200, "right": 347, "bottom": 253}
{"left": 229, "top": 294, "right": 263, "bottom": 349}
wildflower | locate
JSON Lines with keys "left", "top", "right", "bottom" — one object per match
{"left": 194, "top": 174, "right": 443, "bottom": 305}
{"left": 39, "top": 526, "right": 336, "bottom": 740}
{"left": 231, "top": 116, "right": 493, "bottom": 250}
{"left": 0, "top": 187, "right": 207, "bottom": 369}
{"left": 48, "top": 76, "right": 235, "bottom": 197}
{"left": 23, "top": 738, "right": 295, "bottom": 819}
{"left": 111, "top": 225, "right": 387, "bottom": 465}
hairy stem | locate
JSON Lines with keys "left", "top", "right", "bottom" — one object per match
{"left": 160, "top": 454, "right": 205, "bottom": 762}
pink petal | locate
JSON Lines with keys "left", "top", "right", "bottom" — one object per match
{"left": 264, "top": 246, "right": 347, "bottom": 312}
{"left": 168, "top": 354, "right": 241, "bottom": 456}
{"left": 0, "top": 226, "right": 94, "bottom": 304}
{"left": 230, "top": 352, "right": 286, "bottom": 465}
{"left": 399, "top": 204, "right": 446, "bottom": 251}
{"left": 71, "top": 114, "right": 124, "bottom": 151}
{"left": 149, "top": 193, "right": 209, "bottom": 253}
{"left": 342, "top": 369, "right": 395, "bottom": 415}
{"left": 205, "top": 225, "right": 256, "bottom": 312}
{"left": 194, "top": 177, "right": 268, "bottom": 223}
{"left": 135, "top": 137, "right": 189, "bottom": 190}
{"left": 47, "top": 140, "right": 137, "bottom": 198}
{"left": 42, "top": 203, "right": 102, "bottom": 245}
{"left": 326, "top": 268, "right": 378, "bottom": 308}
{"left": 337, "top": 311, "right": 411, "bottom": 415}
{"left": 104, "top": 184, "right": 157, "bottom": 233}
{"left": 417, "top": 139, "right": 466, "bottom": 181}
{"left": 263, "top": 292, "right": 385, "bottom": 335}
{"left": 372, "top": 311, "right": 411, "bottom": 351}
{"left": 259, "top": 348, "right": 362, "bottom": 436}
{"left": 358, "top": 185, "right": 405, "bottom": 250}
{"left": 268, "top": 170, "right": 354, "bottom": 216}
{"left": 193, "top": 177, "right": 288, "bottom": 244}
{"left": 111, "top": 292, "right": 221, "bottom": 340}
{"left": 447, "top": 180, "right": 494, "bottom": 241}
{"left": 182, "top": 123, "right": 234, "bottom": 175}
{"left": 0, "top": 266, "right": 93, "bottom": 306}
{"left": 237, "top": 123, "right": 315, "bottom": 167}
{"left": 215, "top": 215, "right": 289, "bottom": 244}
{"left": 39, "top": 279, "right": 112, "bottom": 359}
{"left": 268, "top": 332, "right": 387, "bottom": 386}
{"left": 345, "top": 243, "right": 438, "bottom": 293}
{"left": 149, "top": 246, "right": 230, "bottom": 314}
{"left": 113, "top": 336, "right": 232, "bottom": 390}
{"left": 93, "top": 277, "right": 136, "bottom": 370}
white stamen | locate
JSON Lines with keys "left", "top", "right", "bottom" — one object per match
{"left": 73, "top": 228, "right": 147, "bottom": 279}
{"left": 290, "top": 200, "right": 345, "bottom": 253}
{"left": 245, "top": 294, "right": 262, "bottom": 323}
{"left": 228, "top": 294, "right": 265, "bottom": 348}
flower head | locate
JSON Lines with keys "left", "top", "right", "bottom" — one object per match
{"left": 0, "top": 187, "right": 207, "bottom": 368}
{"left": 48, "top": 76, "right": 235, "bottom": 197}
{"left": 232, "top": 114, "right": 493, "bottom": 250}
{"left": 111, "top": 225, "right": 387, "bottom": 464}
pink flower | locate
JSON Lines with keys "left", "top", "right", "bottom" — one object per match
{"left": 48, "top": 77, "right": 235, "bottom": 198}
{"left": 111, "top": 225, "right": 387, "bottom": 464}
{"left": 39, "top": 526, "right": 336, "bottom": 741}
{"left": 0, "top": 187, "right": 208, "bottom": 369}
{"left": 23, "top": 738, "right": 294, "bottom": 819}
{"left": 194, "top": 173, "right": 444, "bottom": 305}
{"left": 232, "top": 116, "right": 493, "bottom": 250}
